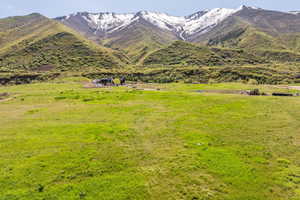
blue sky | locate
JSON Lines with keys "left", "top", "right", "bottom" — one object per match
{"left": 1, "top": 0, "right": 300, "bottom": 18}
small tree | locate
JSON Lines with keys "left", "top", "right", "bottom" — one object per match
{"left": 113, "top": 78, "right": 121, "bottom": 86}
{"left": 208, "top": 78, "right": 218, "bottom": 84}
{"left": 248, "top": 79, "right": 258, "bottom": 85}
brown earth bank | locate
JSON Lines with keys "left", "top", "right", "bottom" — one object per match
{"left": 0, "top": 73, "right": 60, "bottom": 85}
{"left": 0, "top": 92, "right": 9, "bottom": 99}
{"left": 274, "top": 85, "right": 300, "bottom": 90}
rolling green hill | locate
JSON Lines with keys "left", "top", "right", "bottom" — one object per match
{"left": 143, "top": 41, "right": 265, "bottom": 66}
{"left": 0, "top": 14, "right": 129, "bottom": 73}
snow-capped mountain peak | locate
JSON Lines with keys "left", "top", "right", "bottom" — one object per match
{"left": 57, "top": 6, "right": 244, "bottom": 39}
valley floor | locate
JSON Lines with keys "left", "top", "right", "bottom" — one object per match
{"left": 0, "top": 79, "right": 299, "bottom": 200}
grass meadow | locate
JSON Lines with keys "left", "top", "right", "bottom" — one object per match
{"left": 0, "top": 79, "right": 299, "bottom": 200}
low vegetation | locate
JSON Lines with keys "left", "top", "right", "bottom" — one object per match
{"left": 84, "top": 65, "right": 300, "bottom": 85}
{"left": 1, "top": 63, "right": 299, "bottom": 85}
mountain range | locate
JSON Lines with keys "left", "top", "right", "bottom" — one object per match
{"left": 56, "top": 6, "right": 300, "bottom": 55}
{"left": 2, "top": 5, "right": 300, "bottom": 73}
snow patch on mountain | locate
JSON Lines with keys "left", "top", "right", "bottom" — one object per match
{"left": 138, "top": 11, "right": 185, "bottom": 32}
{"left": 82, "top": 13, "right": 135, "bottom": 33}
{"left": 65, "top": 15, "right": 71, "bottom": 20}
{"left": 289, "top": 11, "right": 300, "bottom": 15}
{"left": 183, "top": 8, "right": 238, "bottom": 35}
{"left": 187, "top": 10, "right": 209, "bottom": 21}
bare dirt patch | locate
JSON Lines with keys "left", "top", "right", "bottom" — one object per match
{"left": 83, "top": 82, "right": 97, "bottom": 88}
{"left": 35, "top": 65, "right": 56, "bottom": 72}
{"left": 0, "top": 92, "right": 11, "bottom": 102}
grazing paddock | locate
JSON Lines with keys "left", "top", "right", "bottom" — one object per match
{"left": 0, "top": 80, "right": 299, "bottom": 200}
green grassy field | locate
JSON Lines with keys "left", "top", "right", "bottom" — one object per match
{"left": 0, "top": 80, "right": 299, "bottom": 200}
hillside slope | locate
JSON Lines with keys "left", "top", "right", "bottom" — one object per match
{"left": 197, "top": 7, "right": 300, "bottom": 53}
{"left": 102, "top": 18, "right": 178, "bottom": 63}
{"left": 0, "top": 14, "right": 128, "bottom": 72}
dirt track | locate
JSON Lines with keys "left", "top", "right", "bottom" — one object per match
{"left": 274, "top": 86, "right": 300, "bottom": 90}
